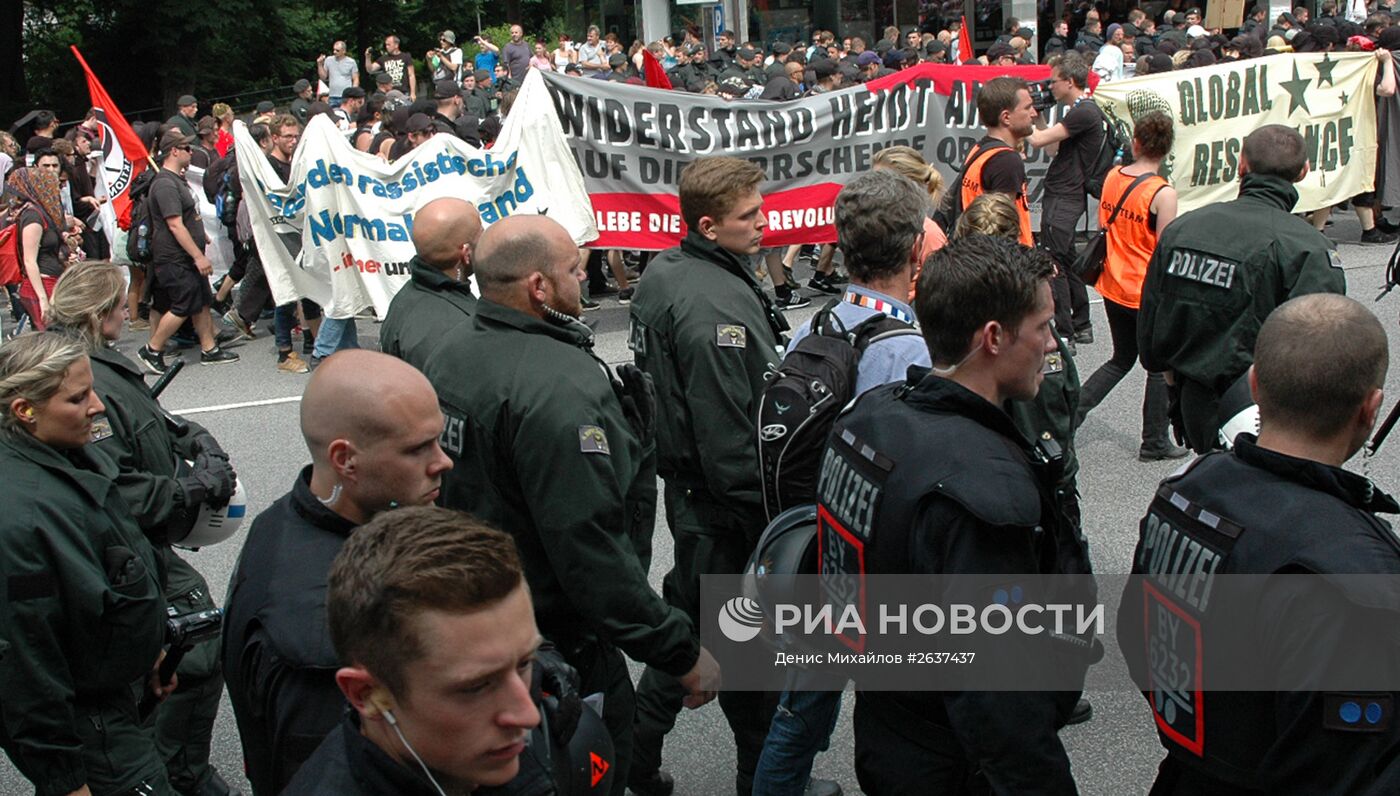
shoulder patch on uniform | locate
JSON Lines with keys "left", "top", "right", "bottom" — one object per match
{"left": 716, "top": 323, "right": 747, "bottom": 349}
{"left": 1324, "top": 693, "right": 1392, "bottom": 732}
{"left": 1328, "top": 249, "right": 1343, "bottom": 269}
{"left": 628, "top": 317, "right": 647, "bottom": 355}
{"left": 90, "top": 415, "right": 113, "bottom": 443}
{"left": 578, "top": 425, "right": 611, "bottom": 455}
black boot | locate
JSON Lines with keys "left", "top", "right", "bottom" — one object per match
{"left": 1140, "top": 372, "right": 1189, "bottom": 461}
{"left": 1074, "top": 360, "right": 1130, "bottom": 427}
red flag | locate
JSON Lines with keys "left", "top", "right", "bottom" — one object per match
{"left": 642, "top": 48, "right": 673, "bottom": 90}
{"left": 958, "top": 17, "right": 975, "bottom": 64}
{"left": 70, "top": 45, "right": 150, "bottom": 229}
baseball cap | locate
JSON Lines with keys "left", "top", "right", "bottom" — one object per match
{"left": 196, "top": 116, "right": 218, "bottom": 134}
{"left": 772, "top": 41, "right": 792, "bottom": 55}
{"left": 717, "top": 76, "right": 749, "bottom": 97}
{"left": 857, "top": 50, "right": 882, "bottom": 66}
{"left": 341, "top": 86, "right": 366, "bottom": 99}
{"left": 177, "top": 94, "right": 197, "bottom": 107}
{"left": 433, "top": 79, "right": 461, "bottom": 99}
{"left": 158, "top": 128, "right": 194, "bottom": 153}
{"left": 293, "top": 78, "right": 311, "bottom": 93}
{"left": 812, "top": 59, "right": 838, "bottom": 79}
{"left": 987, "top": 41, "right": 1017, "bottom": 60}
{"left": 406, "top": 113, "right": 434, "bottom": 134}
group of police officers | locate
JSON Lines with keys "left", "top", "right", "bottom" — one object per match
{"left": 2, "top": 63, "right": 1400, "bottom": 796}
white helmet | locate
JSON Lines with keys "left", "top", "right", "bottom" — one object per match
{"left": 1217, "top": 372, "right": 1259, "bottom": 450}
{"left": 173, "top": 459, "right": 248, "bottom": 549}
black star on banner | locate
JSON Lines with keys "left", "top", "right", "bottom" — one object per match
{"left": 1315, "top": 53, "right": 1337, "bottom": 87}
{"left": 1341, "top": 90, "right": 1351, "bottom": 107}
{"left": 1281, "top": 62, "right": 1311, "bottom": 116}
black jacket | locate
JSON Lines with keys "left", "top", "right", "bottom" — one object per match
{"left": 222, "top": 466, "right": 357, "bottom": 795}
{"left": 281, "top": 712, "right": 441, "bottom": 796}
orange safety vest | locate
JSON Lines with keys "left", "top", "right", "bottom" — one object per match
{"left": 959, "top": 142, "right": 1035, "bottom": 248}
{"left": 1097, "top": 167, "right": 1167, "bottom": 310}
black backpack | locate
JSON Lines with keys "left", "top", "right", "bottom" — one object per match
{"left": 1085, "top": 106, "right": 1124, "bottom": 199}
{"left": 757, "top": 301, "right": 919, "bottom": 522}
{"left": 124, "top": 168, "right": 158, "bottom": 265}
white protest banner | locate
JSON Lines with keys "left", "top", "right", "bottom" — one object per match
{"left": 236, "top": 68, "right": 597, "bottom": 318}
{"left": 185, "top": 164, "right": 235, "bottom": 279}
{"left": 1093, "top": 52, "right": 1380, "bottom": 214}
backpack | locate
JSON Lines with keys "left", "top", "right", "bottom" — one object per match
{"left": 124, "top": 168, "right": 159, "bottom": 264}
{"left": 1084, "top": 106, "right": 1125, "bottom": 199}
{"left": 757, "top": 301, "right": 920, "bottom": 522}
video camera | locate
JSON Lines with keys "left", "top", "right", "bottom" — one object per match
{"left": 1027, "top": 78, "right": 1057, "bottom": 112}
{"left": 138, "top": 608, "right": 223, "bottom": 719}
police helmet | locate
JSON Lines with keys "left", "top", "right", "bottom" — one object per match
{"left": 743, "top": 504, "right": 819, "bottom": 610}
{"left": 171, "top": 459, "right": 248, "bottom": 548}
{"left": 554, "top": 700, "right": 614, "bottom": 794}
{"left": 1217, "top": 371, "right": 1259, "bottom": 450}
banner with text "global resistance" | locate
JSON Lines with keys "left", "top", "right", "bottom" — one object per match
{"left": 1093, "top": 52, "right": 1380, "bottom": 215}
{"left": 542, "top": 64, "right": 1085, "bottom": 250}
{"left": 236, "top": 69, "right": 598, "bottom": 319}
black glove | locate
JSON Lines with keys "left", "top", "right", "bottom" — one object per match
{"left": 191, "top": 432, "right": 228, "bottom": 461}
{"left": 179, "top": 456, "right": 236, "bottom": 510}
{"left": 615, "top": 364, "right": 656, "bottom": 443}
{"left": 534, "top": 644, "right": 581, "bottom": 746}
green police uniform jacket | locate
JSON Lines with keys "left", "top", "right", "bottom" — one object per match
{"left": 428, "top": 300, "right": 700, "bottom": 676}
{"left": 0, "top": 431, "right": 166, "bottom": 795}
{"left": 1138, "top": 172, "right": 1346, "bottom": 394}
{"left": 628, "top": 233, "right": 784, "bottom": 517}
{"left": 379, "top": 256, "right": 477, "bottom": 373}
{"left": 1007, "top": 334, "right": 1081, "bottom": 485}
{"left": 464, "top": 89, "right": 492, "bottom": 119}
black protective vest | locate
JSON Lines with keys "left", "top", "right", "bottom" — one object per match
{"left": 1120, "top": 436, "right": 1400, "bottom": 791}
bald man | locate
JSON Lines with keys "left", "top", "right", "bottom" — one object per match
{"left": 222, "top": 350, "right": 453, "bottom": 795}
{"left": 425, "top": 215, "right": 720, "bottom": 796}
{"left": 380, "top": 197, "right": 484, "bottom": 371}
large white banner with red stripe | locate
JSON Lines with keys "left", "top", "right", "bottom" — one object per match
{"left": 543, "top": 63, "right": 1081, "bottom": 250}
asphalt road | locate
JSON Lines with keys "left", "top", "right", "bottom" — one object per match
{"left": 5, "top": 214, "right": 1400, "bottom": 795}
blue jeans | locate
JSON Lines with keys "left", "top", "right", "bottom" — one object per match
{"left": 312, "top": 316, "right": 359, "bottom": 359}
{"left": 752, "top": 684, "right": 844, "bottom": 796}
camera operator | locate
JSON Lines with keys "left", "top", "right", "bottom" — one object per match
{"left": 284, "top": 506, "right": 616, "bottom": 796}
{"left": 1028, "top": 52, "right": 1106, "bottom": 346}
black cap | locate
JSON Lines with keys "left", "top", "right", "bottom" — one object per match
{"left": 1015, "top": 27, "right": 1035, "bottom": 39}
{"left": 433, "top": 79, "right": 461, "bottom": 99}
{"left": 406, "top": 113, "right": 434, "bottom": 133}
{"left": 737, "top": 46, "right": 756, "bottom": 60}
{"left": 176, "top": 94, "right": 197, "bottom": 107}
{"left": 564, "top": 63, "right": 582, "bottom": 74}
{"left": 474, "top": 69, "right": 491, "bottom": 82}
{"left": 255, "top": 100, "right": 275, "bottom": 113}
{"left": 987, "top": 42, "right": 1017, "bottom": 60}
{"left": 341, "top": 86, "right": 366, "bottom": 99}
{"left": 609, "top": 53, "right": 627, "bottom": 66}
{"left": 812, "top": 59, "right": 838, "bottom": 79}
{"left": 772, "top": 41, "right": 791, "bottom": 55}
{"left": 1121, "top": 23, "right": 1140, "bottom": 36}
{"left": 375, "top": 71, "right": 393, "bottom": 84}
{"left": 293, "top": 78, "right": 311, "bottom": 93}
{"left": 158, "top": 128, "right": 194, "bottom": 153}
{"left": 717, "top": 76, "right": 749, "bottom": 96}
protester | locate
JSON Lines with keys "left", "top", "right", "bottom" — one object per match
{"left": 1075, "top": 112, "right": 1188, "bottom": 461}
{"left": 365, "top": 34, "right": 416, "bottom": 97}
{"left": 870, "top": 145, "right": 946, "bottom": 299}
{"left": 8, "top": 165, "right": 69, "bottom": 329}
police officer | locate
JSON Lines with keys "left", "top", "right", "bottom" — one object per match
{"left": 818, "top": 235, "right": 1090, "bottom": 793}
{"left": 1138, "top": 125, "right": 1345, "bottom": 453}
{"left": 284, "top": 506, "right": 614, "bottom": 796}
{"left": 1027, "top": 52, "right": 1105, "bottom": 345}
{"left": 48, "top": 263, "right": 241, "bottom": 796}
{"left": 628, "top": 156, "right": 790, "bottom": 795}
{"left": 380, "top": 198, "right": 482, "bottom": 372}
{"left": 222, "top": 350, "right": 453, "bottom": 794}
{"left": 0, "top": 333, "right": 176, "bottom": 795}
{"left": 720, "top": 47, "right": 765, "bottom": 88}
{"left": 1119, "top": 293, "right": 1400, "bottom": 792}
{"left": 952, "top": 77, "right": 1037, "bottom": 247}
{"left": 670, "top": 45, "right": 713, "bottom": 90}
{"left": 426, "top": 214, "right": 721, "bottom": 796}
